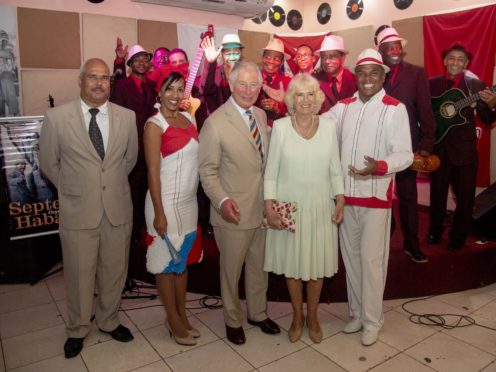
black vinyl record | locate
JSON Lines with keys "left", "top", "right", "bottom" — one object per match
{"left": 252, "top": 12, "right": 267, "bottom": 24}
{"left": 87, "top": 0, "right": 104, "bottom": 3}
{"left": 317, "top": 3, "right": 332, "bottom": 25}
{"left": 269, "top": 5, "right": 286, "bottom": 27}
{"left": 346, "top": 0, "right": 363, "bottom": 20}
{"left": 394, "top": 0, "right": 414, "bottom": 10}
{"left": 287, "top": 9, "right": 303, "bottom": 31}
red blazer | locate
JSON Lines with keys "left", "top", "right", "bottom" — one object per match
{"left": 313, "top": 67, "right": 357, "bottom": 114}
{"left": 385, "top": 62, "right": 435, "bottom": 153}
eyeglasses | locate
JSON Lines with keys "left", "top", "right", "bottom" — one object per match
{"left": 85, "top": 74, "right": 111, "bottom": 83}
{"left": 295, "top": 54, "right": 312, "bottom": 61}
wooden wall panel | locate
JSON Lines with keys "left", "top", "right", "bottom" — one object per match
{"left": 138, "top": 19, "right": 178, "bottom": 54}
{"left": 393, "top": 17, "right": 424, "bottom": 67}
{"left": 334, "top": 25, "right": 375, "bottom": 69}
{"left": 17, "top": 7, "right": 80, "bottom": 69}
{"left": 21, "top": 70, "right": 80, "bottom": 115}
{"left": 82, "top": 13, "right": 137, "bottom": 72}
{"left": 238, "top": 30, "right": 270, "bottom": 67}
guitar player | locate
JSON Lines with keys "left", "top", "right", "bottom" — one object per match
{"left": 428, "top": 42, "right": 496, "bottom": 251}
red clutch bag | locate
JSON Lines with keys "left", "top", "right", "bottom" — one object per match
{"left": 261, "top": 201, "right": 297, "bottom": 233}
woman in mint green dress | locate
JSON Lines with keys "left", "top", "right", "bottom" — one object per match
{"left": 264, "top": 73, "right": 345, "bottom": 344}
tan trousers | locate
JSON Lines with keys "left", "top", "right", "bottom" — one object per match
{"left": 59, "top": 213, "right": 132, "bottom": 338}
{"left": 339, "top": 206, "right": 391, "bottom": 331}
{"left": 213, "top": 227, "right": 268, "bottom": 328}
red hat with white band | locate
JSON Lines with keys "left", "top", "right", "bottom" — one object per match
{"left": 376, "top": 26, "right": 407, "bottom": 48}
{"left": 351, "top": 48, "right": 390, "bottom": 74}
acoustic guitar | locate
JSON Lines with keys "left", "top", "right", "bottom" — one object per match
{"left": 184, "top": 24, "right": 214, "bottom": 119}
{"left": 431, "top": 85, "right": 496, "bottom": 144}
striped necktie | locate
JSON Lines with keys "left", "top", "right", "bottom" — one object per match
{"left": 246, "top": 110, "right": 263, "bottom": 160}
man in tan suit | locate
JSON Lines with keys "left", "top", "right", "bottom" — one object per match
{"left": 199, "top": 60, "right": 280, "bottom": 345}
{"left": 39, "top": 58, "right": 138, "bottom": 358}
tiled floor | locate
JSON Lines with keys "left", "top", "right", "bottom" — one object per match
{"left": 1, "top": 265, "right": 496, "bottom": 372}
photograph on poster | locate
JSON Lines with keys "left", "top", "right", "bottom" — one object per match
{"left": 0, "top": 5, "right": 20, "bottom": 117}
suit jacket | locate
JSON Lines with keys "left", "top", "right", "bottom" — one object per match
{"left": 39, "top": 100, "right": 138, "bottom": 229}
{"left": 313, "top": 67, "right": 357, "bottom": 114}
{"left": 110, "top": 75, "right": 157, "bottom": 157}
{"left": 385, "top": 62, "right": 435, "bottom": 153}
{"left": 198, "top": 99, "right": 269, "bottom": 230}
{"left": 429, "top": 74, "right": 496, "bottom": 165}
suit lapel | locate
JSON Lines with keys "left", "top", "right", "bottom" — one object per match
{"left": 225, "top": 101, "right": 264, "bottom": 159}
{"left": 67, "top": 101, "right": 102, "bottom": 161}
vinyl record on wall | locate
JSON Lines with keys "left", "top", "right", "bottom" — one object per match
{"left": 394, "top": 0, "right": 414, "bottom": 10}
{"left": 287, "top": 9, "right": 303, "bottom": 31}
{"left": 269, "top": 5, "right": 286, "bottom": 27}
{"left": 346, "top": 0, "right": 363, "bottom": 20}
{"left": 317, "top": 3, "right": 332, "bottom": 25}
{"left": 87, "top": 0, "right": 105, "bottom": 3}
{"left": 252, "top": 12, "right": 268, "bottom": 24}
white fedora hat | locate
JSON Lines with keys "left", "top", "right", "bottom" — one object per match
{"left": 376, "top": 27, "right": 407, "bottom": 48}
{"left": 315, "top": 35, "right": 348, "bottom": 55}
{"left": 351, "top": 48, "right": 390, "bottom": 74}
{"left": 259, "top": 38, "right": 290, "bottom": 59}
{"left": 126, "top": 45, "right": 153, "bottom": 66}
{"left": 222, "top": 34, "right": 244, "bottom": 49}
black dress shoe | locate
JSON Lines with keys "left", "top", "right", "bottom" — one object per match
{"left": 427, "top": 234, "right": 442, "bottom": 245}
{"left": 64, "top": 337, "right": 83, "bottom": 358}
{"left": 247, "top": 318, "right": 281, "bottom": 334}
{"left": 404, "top": 247, "right": 428, "bottom": 263}
{"left": 225, "top": 325, "right": 246, "bottom": 345}
{"left": 99, "top": 324, "right": 134, "bottom": 342}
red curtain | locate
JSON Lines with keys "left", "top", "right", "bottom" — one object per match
{"left": 423, "top": 5, "right": 496, "bottom": 186}
{"left": 275, "top": 34, "right": 330, "bottom": 74}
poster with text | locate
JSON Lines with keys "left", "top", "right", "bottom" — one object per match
{"left": 0, "top": 117, "right": 58, "bottom": 240}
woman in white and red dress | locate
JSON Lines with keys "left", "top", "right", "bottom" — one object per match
{"left": 144, "top": 68, "right": 201, "bottom": 346}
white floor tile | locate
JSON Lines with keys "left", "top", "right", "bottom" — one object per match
{"left": 472, "top": 299, "right": 496, "bottom": 323}
{"left": 0, "top": 302, "right": 64, "bottom": 339}
{"left": 0, "top": 284, "right": 52, "bottom": 314}
{"left": 480, "top": 360, "right": 496, "bottom": 372}
{"left": 81, "top": 332, "right": 160, "bottom": 372}
{"left": 124, "top": 303, "right": 166, "bottom": 331}
{"left": 2, "top": 324, "right": 67, "bottom": 370}
{"left": 165, "top": 340, "right": 252, "bottom": 372}
{"left": 437, "top": 285, "right": 496, "bottom": 313}
{"left": 369, "top": 353, "right": 437, "bottom": 372}
{"left": 142, "top": 316, "right": 219, "bottom": 358}
{"left": 405, "top": 331, "right": 494, "bottom": 372}
{"left": 259, "top": 347, "right": 346, "bottom": 372}
{"left": 229, "top": 326, "right": 306, "bottom": 368}
{"left": 266, "top": 301, "right": 293, "bottom": 320}
{"left": 129, "top": 360, "right": 173, "bottom": 372}
{"left": 379, "top": 310, "right": 438, "bottom": 350}
{"left": 8, "top": 354, "right": 87, "bottom": 372}
{"left": 318, "top": 302, "right": 350, "bottom": 321}
{"left": 313, "top": 331, "right": 400, "bottom": 372}
{"left": 441, "top": 315, "right": 496, "bottom": 356}
{"left": 396, "top": 297, "right": 472, "bottom": 318}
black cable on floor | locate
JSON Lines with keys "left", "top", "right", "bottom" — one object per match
{"left": 401, "top": 295, "right": 496, "bottom": 332}
{"left": 121, "top": 294, "right": 223, "bottom": 311}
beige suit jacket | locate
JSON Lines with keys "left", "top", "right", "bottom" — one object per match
{"left": 199, "top": 98, "right": 269, "bottom": 230}
{"left": 39, "top": 99, "right": 138, "bottom": 230}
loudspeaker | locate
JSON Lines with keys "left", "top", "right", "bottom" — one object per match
{"left": 472, "top": 183, "right": 496, "bottom": 237}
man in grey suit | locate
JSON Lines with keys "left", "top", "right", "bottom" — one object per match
{"left": 39, "top": 58, "right": 138, "bottom": 358}
{"left": 199, "top": 60, "right": 280, "bottom": 345}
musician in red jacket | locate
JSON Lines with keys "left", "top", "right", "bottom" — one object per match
{"left": 376, "top": 27, "right": 435, "bottom": 263}
{"left": 428, "top": 43, "right": 496, "bottom": 250}
{"left": 313, "top": 35, "right": 356, "bottom": 114}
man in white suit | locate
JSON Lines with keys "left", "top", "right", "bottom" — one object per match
{"left": 39, "top": 58, "right": 138, "bottom": 358}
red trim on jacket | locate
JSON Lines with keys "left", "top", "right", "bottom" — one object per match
{"left": 344, "top": 179, "right": 393, "bottom": 209}
{"left": 340, "top": 96, "right": 357, "bottom": 104}
{"left": 382, "top": 95, "right": 400, "bottom": 106}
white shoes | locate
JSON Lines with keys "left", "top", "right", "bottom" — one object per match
{"left": 343, "top": 318, "right": 362, "bottom": 334}
{"left": 361, "top": 329, "right": 379, "bottom": 346}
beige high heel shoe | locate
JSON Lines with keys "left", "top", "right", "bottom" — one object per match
{"left": 306, "top": 318, "right": 323, "bottom": 344}
{"left": 287, "top": 322, "right": 303, "bottom": 343}
{"left": 187, "top": 327, "right": 201, "bottom": 338}
{"left": 165, "top": 321, "right": 197, "bottom": 346}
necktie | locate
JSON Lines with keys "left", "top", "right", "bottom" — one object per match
{"left": 384, "top": 72, "right": 392, "bottom": 91}
{"left": 88, "top": 108, "right": 105, "bottom": 160}
{"left": 331, "top": 76, "right": 339, "bottom": 100}
{"left": 246, "top": 110, "right": 263, "bottom": 160}
{"left": 141, "top": 81, "right": 147, "bottom": 98}
{"left": 447, "top": 79, "right": 455, "bottom": 89}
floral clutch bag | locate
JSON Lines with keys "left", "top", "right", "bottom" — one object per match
{"left": 261, "top": 201, "right": 297, "bottom": 233}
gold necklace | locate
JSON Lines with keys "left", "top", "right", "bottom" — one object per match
{"left": 293, "top": 115, "right": 314, "bottom": 139}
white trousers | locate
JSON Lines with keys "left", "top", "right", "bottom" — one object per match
{"left": 339, "top": 205, "right": 391, "bottom": 331}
